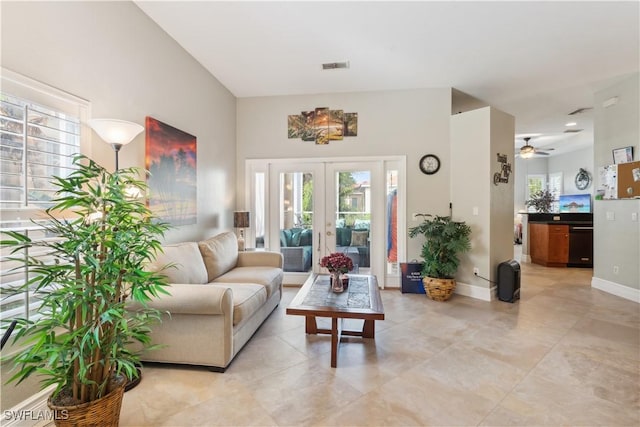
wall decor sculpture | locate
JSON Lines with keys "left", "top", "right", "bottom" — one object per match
{"left": 288, "top": 108, "right": 357, "bottom": 144}
{"left": 145, "top": 116, "right": 197, "bottom": 226}
{"left": 493, "top": 153, "right": 511, "bottom": 185}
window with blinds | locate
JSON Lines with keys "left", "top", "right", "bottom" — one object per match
{"left": 0, "top": 71, "right": 88, "bottom": 331}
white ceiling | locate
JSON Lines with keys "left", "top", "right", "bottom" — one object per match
{"left": 135, "top": 1, "right": 639, "bottom": 156}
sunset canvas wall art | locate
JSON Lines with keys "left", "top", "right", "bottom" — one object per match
{"left": 145, "top": 117, "right": 197, "bottom": 225}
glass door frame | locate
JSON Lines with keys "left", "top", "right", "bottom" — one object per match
{"left": 245, "top": 156, "right": 406, "bottom": 287}
{"left": 325, "top": 161, "right": 383, "bottom": 279}
{"left": 268, "top": 162, "right": 325, "bottom": 283}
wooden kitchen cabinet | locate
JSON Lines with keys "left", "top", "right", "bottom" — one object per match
{"left": 530, "top": 223, "right": 569, "bottom": 267}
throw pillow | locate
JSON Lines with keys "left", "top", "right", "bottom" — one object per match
{"left": 291, "top": 230, "right": 302, "bottom": 246}
{"left": 300, "top": 228, "right": 313, "bottom": 246}
{"left": 351, "top": 230, "right": 368, "bottom": 247}
{"left": 147, "top": 242, "right": 208, "bottom": 284}
{"left": 198, "top": 231, "right": 239, "bottom": 282}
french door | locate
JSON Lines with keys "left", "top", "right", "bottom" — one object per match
{"left": 247, "top": 157, "right": 405, "bottom": 286}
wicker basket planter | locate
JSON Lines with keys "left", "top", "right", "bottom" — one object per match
{"left": 48, "top": 378, "right": 125, "bottom": 427}
{"left": 423, "top": 277, "right": 456, "bottom": 301}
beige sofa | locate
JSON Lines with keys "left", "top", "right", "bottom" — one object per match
{"left": 135, "top": 231, "right": 283, "bottom": 371}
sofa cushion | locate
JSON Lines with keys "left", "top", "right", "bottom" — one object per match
{"left": 199, "top": 231, "right": 239, "bottom": 282}
{"left": 214, "top": 266, "right": 282, "bottom": 298}
{"left": 299, "top": 228, "right": 313, "bottom": 246}
{"left": 219, "top": 283, "right": 267, "bottom": 326}
{"left": 351, "top": 230, "right": 369, "bottom": 247}
{"left": 147, "top": 242, "right": 208, "bottom": 284}
{"left": 336, "top": 227, "right": 351, "bottom": 246}
{"left": 354, "top": 219, "right": 370, "bottom": 230}
{"left": 291, "top": 229, "right": 302, "bottom": 246}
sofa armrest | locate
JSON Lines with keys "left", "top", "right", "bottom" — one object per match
{"left": 237, "top": 251, "right": 284, "bottom": 269}
{"left": 129, "top": 283, "right": 232, "bottom": 316}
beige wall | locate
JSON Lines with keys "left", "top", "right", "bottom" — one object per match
{"left": 514, "top": 156, "right": 548, "bottom": 214}
{"left": 1, "top": 1, "right": 236, "bottom": 410}
{"left": 451, "top": 107, "right": 515, "bottom": 291}
{"left": 1, "top": 1, "right": 236, "bottom": 244}
{"left": 593, "top": 73, "right": 640, "bottom": 293}
{"left": 547, "top": 147, "right": 594, "bottom": 196}
{"left": 236, "top": 88, "right": 452, "bottom": 259}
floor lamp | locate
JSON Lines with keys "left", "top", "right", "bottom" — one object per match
{"left": 234, "top": 211, "right": 250, "bottom": 251}
{"left": 88, "top": 119, "right": 144, "bottom": 170}
{"left": 87, "top": 119, "right": 144, "bottom": 392}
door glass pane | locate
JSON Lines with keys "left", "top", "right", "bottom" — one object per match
{"left": 386, "top": 169, "right": 399, "bottom": 276}
{"left": 279, "top": 171, "right": 313, "bottom": 273}
{"left": 526, "top": 174, "right": 546, "bottom": 212}
{"left": 254, "top": 172, "right": 265, "bottom": 248}
{"left": 548, "top": 172, "right": 562, "bottom": 213}
{"left": 335, "top": 170, "right": 370, "bottom": 274}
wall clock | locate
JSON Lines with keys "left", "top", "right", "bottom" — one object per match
{"left": 419, "top": 154, "right": 440, "bottom": 175}
{"left": 575, "top": 168, "right": 591, "bottom": 190}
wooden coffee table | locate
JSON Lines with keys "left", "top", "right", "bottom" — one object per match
{"left": 286, "top": 273, "right": 385, "bottom": 368}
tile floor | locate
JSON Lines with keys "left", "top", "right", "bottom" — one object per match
{"left": 120, "top": 262, "right": 639, "bottom": 426}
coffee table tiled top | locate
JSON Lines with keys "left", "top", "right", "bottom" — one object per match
{"left": 287, "top": 274, "right": 384, "bottom": 367}
{"left": 288, "top": 273, "right": 384, "bottom": 318}
{"left": 301, "top": 274, "right": 371, "bottom": 309}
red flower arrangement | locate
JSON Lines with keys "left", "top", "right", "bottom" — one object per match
{"left": 320, "top": 252, "right": 354, "bottom": 274}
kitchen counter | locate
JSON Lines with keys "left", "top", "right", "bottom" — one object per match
{"left": 527, "top": 213, "right": 593, "bottom": 267}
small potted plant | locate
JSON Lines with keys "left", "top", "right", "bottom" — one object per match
{"left": 1, "top": 155, "right": 169, "bottom": 426}
{"left": 320, "top": 252, "right": 354, "bottom": 292}
{"left": 408, "top": 214, "right": 471, "bottom": 301}
{"left": 525, "top": 189, "right": 554, "bottom": 213}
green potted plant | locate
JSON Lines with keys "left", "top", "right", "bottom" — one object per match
{"left": 525, "top": 189, "right": 554, "bottom": 213}
{"left": 1, "top": 155, "right": 169, "bottom": 426}
{"left": 408, "top": 214, "right": 471, "bottom": 301}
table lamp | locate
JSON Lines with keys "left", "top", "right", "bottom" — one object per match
{"left": 233, "top": 211, "right": 250, "bottom": 251}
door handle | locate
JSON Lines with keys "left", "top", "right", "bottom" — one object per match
{"left": 318, "top": 232, "right": 321, "bottom": 252}
{"left": 326, "top": 231, "right": 333, "bottom": 236}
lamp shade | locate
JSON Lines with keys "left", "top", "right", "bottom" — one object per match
{"left": 233, "top": 211, "right": 250, "bottom": 228}
{"left": 88, "top": 119, "right": 144, "bottom": 145}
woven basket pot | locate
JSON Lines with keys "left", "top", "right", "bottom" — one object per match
{"left": 47, "top": 379, "right": 125, "bottom": 427}
{"left": 422, "top": 277, "right": 456, "bottom": 301}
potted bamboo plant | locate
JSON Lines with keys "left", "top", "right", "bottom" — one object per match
{"left": 408, "top": 214, "right": 471, "bottom": 301}
{"left": 1, "top": 155, "right": 169, "bottom": 426}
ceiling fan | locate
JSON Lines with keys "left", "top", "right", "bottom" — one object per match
{"left": 518, "top": 137, "right": 553, "bottom": 158}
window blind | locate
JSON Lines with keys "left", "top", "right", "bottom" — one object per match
{"left": 0, "top": 89, "right": 83, "bottom": 328}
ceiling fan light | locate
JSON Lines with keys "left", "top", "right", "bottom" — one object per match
{"left": 520, "top": 151, "right": 534, "bottom": 159}
{"left": 520, "top": 145, "right": 535, "bottom": 159}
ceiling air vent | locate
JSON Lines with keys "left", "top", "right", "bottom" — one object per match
{"left": 322, "top": 61, "right": 349, "bottom": 70}
{"left": 568, "top": 107, "right": 592, "bottom": 115}
{"left": 564, "top": 129, "right": 583, "bottom": 133}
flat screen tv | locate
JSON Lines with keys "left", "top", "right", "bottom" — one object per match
{"left": 559, "top": 194, "right": 591, "bottom": 213}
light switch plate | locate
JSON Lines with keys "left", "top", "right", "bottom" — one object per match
{"left": 606, "top": 211, "right": 615, "bottom": 221}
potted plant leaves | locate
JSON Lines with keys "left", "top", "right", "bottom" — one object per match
{"left": 1, "top": 155, "right": 169, "bottom": 426}
{"left": 408, "top": 214, "right": 471, "bottom": 301}
{"left": 525, "top": 189, "right": 554, "bottom": 213}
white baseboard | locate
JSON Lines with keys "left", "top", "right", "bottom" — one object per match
{"left": 591, "top": 277, "right": 640, "bottom": 303}
{"left": 521, "top": 254, "right": 531, "bottom": 263}
{"left": 454, "top": 281, "right": 495, "bottom": 301}
{"left": 3, "top": 385, "right": 55, "bottom": 427}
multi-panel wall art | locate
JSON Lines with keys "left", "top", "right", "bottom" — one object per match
{"left": 288, "top": 107, "right": 358, "bottom": 145}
